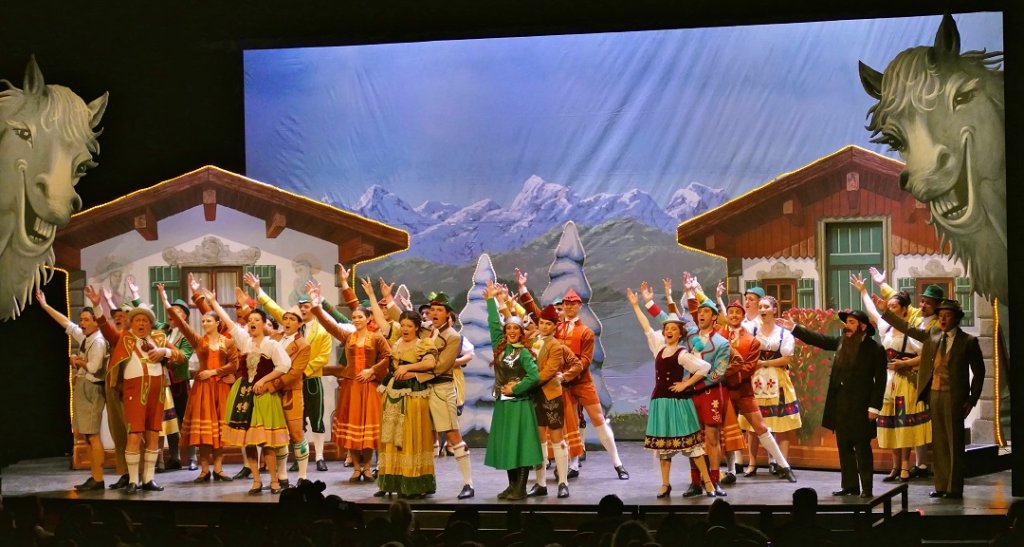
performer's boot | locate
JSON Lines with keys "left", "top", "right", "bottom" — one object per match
{"left": 505, "top": 467, "right": 530, "bottom": 501}
{"left": 497, "top": 470, "right": 515, "bottom": 500}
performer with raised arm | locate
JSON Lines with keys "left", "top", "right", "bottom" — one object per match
{"left": 868, "top": 266, "right": 943, "bottom": 479}
{"left": 626, "top": 287, "right": 714, "bottom": 497}
{"left": 308, "top": 279, "right": 390, "bottom": 483}
{"left": 482, "top": 280, "right": 543, "bottom": 501}
{"left": 783, "top": 309, "right": 887, "bottom": 498}
{"left": 207, "top": 291, "right": 291, "bottom": 494}
{"left": 743, "top": 296, "right": 802, "bottom": 477}
{"left": 36, "top": 290, "right": 108, "bottom": 491}
{"left": 874, "top": 295, "right": 984, "bottom": 500}
{"left": 420, "top": 291, "right": 476, "bottom": 499}
{"left": 851, "top": 274, "right": 929, "bottom": 483}
{"left": 93, "top": 294, "right": 182, "bottom": 495}
{"left": 157, "top": 282, "right": 238, "bottom": 483}
{"left": 517, "top": 268, "right": 629, "bottom": 481}
{"left": 246, "top": 272, "right": 333, "bottom": 472}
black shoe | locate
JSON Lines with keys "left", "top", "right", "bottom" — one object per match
{"left": 289, "top": 461, "right": 299, "bottom": 472}
{"left": 859, "top": 491, "right": 874, "bottom": 499}
{"left": 457, "top": 484, "right": 475, "bottom": 499}
{"left": 929, "top": 490, "right": 947, "bottom": 498}
{"left": 656, "top": 485, "right": 672, "bottom": 499}
{"left": 109, "top": 474, "right": 130, "bottom": 490}
{"left": 278, "top": 478, "right": 290, "bottom": 489}
{"left": 316, "top": 460, "right": 328, "bottom": 472}
{"left": 768, "top": 462, "right": 780, "bottom": 476}
{"left": 296, "top": 478, "right": 313, "bottom": 488}
{"left": 74, "top": 477, "right": 105, "bottom": 491}
{"left": 527, "top": 484, "right": 548, "bottom": 497}
{"left": 742, "top": 466, "right": 758, "bottom": 477}
{"left": 720, "top": 472, "right": 737, "bottom": 486}
{"left": 714, "top": 484, "right": 728, "bottom": 497}
{"left": 193, "top": 473, "right": 211, "bottom": 483}
{"left": 567, "top": 468, "right": 579, "bottom": 479}
{"left": 140, "top": 481, "right": 164, "bottom": 492}
{"left": 682, "top": 483, "right": 704, "bottom": 498}
{"left": 233, "top": 467, "right": 252, "bottom": 480}
{"left": 247, "top": 484, "right": 263, "bottom": 495}
{"left": 165, "top": 459, "right": 182, "bottom": 471}
{"left": 882, "top": 469, "right": 900, "bottom": 483}
{"left": 123, "top": 482, "right": 139, "bottom": 495}
{"left": 778, "top": 467, "right": 798, "bottom": 483}
{"left": 373, "top": 490, "right": 388, "bottom": 497}
{"left": 832, "top": 488, "right": 859, "bottom": 496}
{"left": 909, "top": 465, "right": 931, "bottom": 479}
{"left": 557, "top": 483, "right": 570, "bottom": 498}
{"left": 615, "top": 465, "right": 630, "bottom": 480}
{"left": 735, "top": 462, "right": 744, "bottom": 474}
{"left": 943, "top": 492, "right": 963, "bottom": 499}
{"left": 212, "top": 471, "right": 233, "bottom": 482}
{"left": 270, "top": 485, "right": 285, "bottom": 495}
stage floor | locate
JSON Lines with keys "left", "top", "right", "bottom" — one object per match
{"left": 1, "top": 442, "right": 1014, "bottom": 518}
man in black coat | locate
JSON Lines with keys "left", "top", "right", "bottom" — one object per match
{"left": 878, "top": 298, "right": 985, "bottom": 499}
{"left": 784, "top": 310, "right": 887, "bottom": 498}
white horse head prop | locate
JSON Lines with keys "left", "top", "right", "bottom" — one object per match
{"left": 859, "top": 14, "right": 1005, "bottom": 302}
{"left": 0, "top": 56, "right": 107, "bottom": 320}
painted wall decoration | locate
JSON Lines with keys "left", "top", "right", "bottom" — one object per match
{"left": 0, "top": 57, "right": 107, "bottom": 320}
{"left": 243, "top": 14, "right": 1005, "bottom": 437}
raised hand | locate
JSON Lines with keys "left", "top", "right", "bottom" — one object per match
{"left": 625, "top": 287, "right": 639, "bottom": 306}
{"left": 101, "top": 287, "right": 116, "bottom": 309}
{"left": 234, "top": 286, "right": 247, "bottom": 305}
{"left": 156, "top": 283, "right": 169, "bottom": 306}
{"left": 868, "top": 267, "right": 886, "bottom": 286}
{"left": 640, "top": 281, "right": 654, "bottom": 303}
{"left": 849, "top": 273, "right": 866, "bottom": 292}
{"left": 378, "top": 278, "right": 395, "bottom": 302}
{"left": 304, "top": 280, "right": 322, "bottom": 305}
{"left": 483, "top": 279, "right": 497, "bottom": 299}
{"left": 777, "top": 316, "right": 796, "bottom": 331}
{"left": 870, "top": 293, "right": 887, "bottom": 313}
{"left": 199, "top": 287, "right": 217, "bottom": 304}
{"left": 84, "top": 285, "right": 101, "bottom": 307}
{"left": 716, "top": 280, "right": 726, "bottom": 299}
{"left": 515, "top": 267, "right": 528, "bottom": 290}
{"left": 336, "top": 263, "right": 351, "bottom": 289}
{"left": 126, "top": 275, "right": 140, "bottom": 299}
{"left": 242, "top": 272, "right": 260, "bottom": 291}
{"left": 188, "top": 272, "right": 201, "bottom": 294}
{"left": 662, "top": 278, "right": 673, "bottom": 298}
{"left": 360, "top": 277, "right": 377, "bottom": 300}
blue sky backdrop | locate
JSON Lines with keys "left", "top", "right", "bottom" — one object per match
{"left": 243, "top": 13, "right": 1003, "bottom": 208}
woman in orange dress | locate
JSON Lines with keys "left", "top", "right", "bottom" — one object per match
{"left": 159, "top": 284, "right": 238, "bottom": 482}
{"left": 308, "top": 281, "right": 390, "bottom": 483}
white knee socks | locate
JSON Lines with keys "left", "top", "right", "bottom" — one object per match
{"left": 126, "top": 451, "right": 141, "bottom": 485}
{"left": 553, "top": 441, "right": 569, "bottom": 485}
{"left": 451, "top": 442, "right": 473, "bottom": 487}
{"left": 143, "top": 449, "right": 159, "bottom": 484}
{"left": 596, "top": 422, "right": 623, "bottom": 467}
{"left": 758, "top": 431, "right": 790, "bottom": 469}
{"left": 535, "top": 441, "right": 548, "bottom": 487}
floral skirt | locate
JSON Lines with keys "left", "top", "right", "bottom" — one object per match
{"left": 644, "top": 397, "right": 705, "bottom": 456}
{"left": 877, "top": 370, "right": 931, "bottom": 449}
{"left": 739, "top": 370, "right": 802, "bottom": 433}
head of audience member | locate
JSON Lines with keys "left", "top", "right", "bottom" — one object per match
{"left": 792, "top": 487, "right": 819, "bottom": 522}
{"left": 707, "top": 499, "right": 736, "bottom": 528}
{"left": 920, "top": 284, "right": 945, "bottom": 317}
{"left": 79, "top": 307, "right": 98, "bottom": 335}
{"left": 612, "top": 520, "right": 654, "bottom": 547}
{"left": 388, "top": 500, "right": 414, "bottom": 535}
{"left": 725, "top": 300, "right": 744, "bottom": 329}
{"left": 597, "top": 494, "right": 626, "bottom": 517}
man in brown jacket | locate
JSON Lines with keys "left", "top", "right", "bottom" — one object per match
{"left": 265, "top": 305, "right": 312, "bottom": 488}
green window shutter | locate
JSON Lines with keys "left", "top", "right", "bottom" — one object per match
{"left": 744, "top": 279, "right": 763, "bottom": 291}
{"left": 955, "top": 277, "right": 974, "bottom": 327}
{"left": 244, "top": 265, "right": 277, "bottom": 303}
{"left": 797, "top": 278, "right": 815, "bottom": 309}
{"left": 148, "top": 266, "right": 181, "bottom": 324}
{"left": 824, "top": 222, "right": 883, "bottom": 310}
{"left": 897, "top": 277, "right": 916, "bottom": 300}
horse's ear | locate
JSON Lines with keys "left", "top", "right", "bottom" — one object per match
{"left": 87, "top": 91, "right": 109, "bottom": 129}
{"left": 23, "top": 55, "right": 45, "bottom": 96}
{"left": 933, "top": 13, "right": 961, "bottom": 59}
{"left": 858, "top": 61, "right": 883, "bottom": 100}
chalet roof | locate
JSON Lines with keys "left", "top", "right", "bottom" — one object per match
{"left": 54, "top": 166, "right": 408, "bottom": 269}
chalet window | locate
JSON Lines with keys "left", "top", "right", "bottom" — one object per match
{"left": 823, "top": 221, "right": 884, "bottom": 311}
{"left": 149, "top": 265, "right": 277, "bottom": 330}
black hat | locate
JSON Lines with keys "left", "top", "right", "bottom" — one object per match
{"left": 838, "top": 309, "right": 876, "bottom": 336}
{"left": 936, "top": 299, "right": 965, "bottom": 320}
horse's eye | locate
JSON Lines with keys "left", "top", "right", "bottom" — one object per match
{"left": 953, "top": 89, "right": 975, "bottom": 109}
{"left": 75, "top": 160, "right": 98, "bottom": 177}
{"left": 12, "top": 127, "right": 32, "bottom": 144}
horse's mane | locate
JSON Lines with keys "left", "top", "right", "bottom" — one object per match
{"left": 865, "top": 46, "right": 1004, "bottom": 143}
{"left": 0, "top": 82, "right": 102, "bottom": 154}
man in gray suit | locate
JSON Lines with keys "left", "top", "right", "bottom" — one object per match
{"left": 879, "top": 298, "right": 985, "bottom": 499}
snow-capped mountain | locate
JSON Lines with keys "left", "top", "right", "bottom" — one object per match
{"left": 327, "top": 176, "right": 727, "bottom": 264}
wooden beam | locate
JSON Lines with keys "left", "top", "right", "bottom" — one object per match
{"left": 266, "top": 212, "right": 286, "bottom": 239}
{"left": 134, "top": 208, "right": 158, "bottom": 241}
{"left": 844, "top": 171, "right": 861, "bottom": 213}
{"left": 338, "top": 236, "right": 376, "bottom": 265}
{"left": 203, "top": 189, "right": 217, "bottom": 221}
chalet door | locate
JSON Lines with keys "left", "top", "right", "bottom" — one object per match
{"left": 824, "top": 221, "right": 883, "bottom": 310}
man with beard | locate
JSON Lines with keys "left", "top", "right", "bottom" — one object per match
{"left": 879, "top": 298, "right": 984, "bottom": 500}
{"left": 784, "top": 310, "right": 886, "bottom": 498}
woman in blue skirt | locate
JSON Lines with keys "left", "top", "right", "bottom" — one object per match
{"left": 627, "top": 287, "right": 715, "bottom": 498}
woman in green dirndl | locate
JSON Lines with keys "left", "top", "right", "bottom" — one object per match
{"left": 483, "top": 281, "right": 542, "bottom": 500}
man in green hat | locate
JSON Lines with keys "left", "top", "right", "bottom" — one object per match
{"left": 163, "top": 298, "right": 195, "bottom": 471}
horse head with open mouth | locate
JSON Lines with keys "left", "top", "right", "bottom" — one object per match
{"left": 859, "top": 14, "right": 1005, "bottom": 303}
{"left": 0, "top": 56, "right": 107, "bottom": 320}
